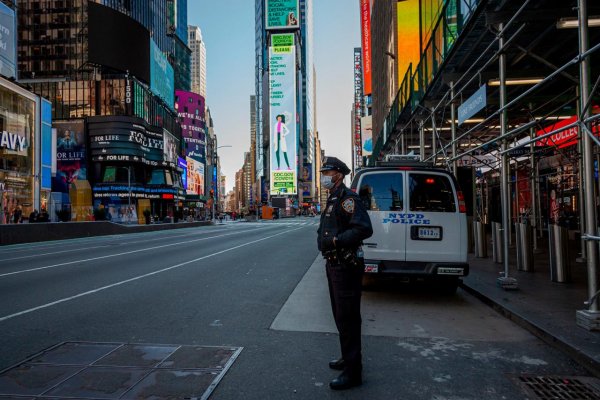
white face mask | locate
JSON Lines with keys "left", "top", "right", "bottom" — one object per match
{"left": 321, "top": 174, "right": 335, "bottom": 190}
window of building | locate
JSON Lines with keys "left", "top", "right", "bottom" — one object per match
{"left": 147, "top": 169, "right": 166, "bottom": 185}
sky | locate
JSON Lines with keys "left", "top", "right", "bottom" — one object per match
{"left": 188, "top": 1, "right": 361, "bottom": 193}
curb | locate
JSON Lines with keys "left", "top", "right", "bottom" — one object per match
{"left": 460, "top": 281, "right": 600, "bottom": 378}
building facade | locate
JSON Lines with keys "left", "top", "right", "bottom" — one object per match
{"left": 188, "top": 25, "right": 207, "bottom": 98}
{"left": 16, "top": 0, "right": 187, "bottom": 222}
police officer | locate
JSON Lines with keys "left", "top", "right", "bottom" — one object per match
{"left": 317, "top": 156, "right": 373, "bottom": 390}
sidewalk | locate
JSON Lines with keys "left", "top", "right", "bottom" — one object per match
{"left": 461, "top": 234, "right": 600, "bottom": 377}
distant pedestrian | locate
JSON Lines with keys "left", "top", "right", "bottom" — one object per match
{"left": 317, "top": 156, "right": 373, "bottom": 390}
{"left": 12, "top": 206, "right": 22, "bottom": 224}
{"left": 29, "top": 209, "right": 39, "bottom": 223}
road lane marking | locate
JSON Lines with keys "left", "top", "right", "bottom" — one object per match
{"left": 0, "top": 227, "right": 303, "bottom": 323}
{"left": 0, "top": 227, "right": 234, "bottom": 262}
{"left": 0, "top": 225, "right": 277, "bottom": 278}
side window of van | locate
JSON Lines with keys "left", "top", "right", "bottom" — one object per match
{"left": 409, "top": 174, "right": 456, "bottom": 212}
{"left": 358, "top": 173, "right": 403, "bottom": 211}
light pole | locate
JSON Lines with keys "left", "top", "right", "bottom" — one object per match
{"left": 213, "top": 145, "right": 232, "bottom": 222}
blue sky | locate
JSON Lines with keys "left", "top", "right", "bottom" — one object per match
{"left": 188, "top": 1, "right": 361, "bottom": 192}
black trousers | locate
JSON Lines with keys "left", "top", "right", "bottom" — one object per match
{"left": 326, "top": 260, "right": 363, "bottom": 374}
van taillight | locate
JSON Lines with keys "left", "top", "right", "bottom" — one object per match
{"left": 457, "top": 191, "right": 467, "bottom": 213}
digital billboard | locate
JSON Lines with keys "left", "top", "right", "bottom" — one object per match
{"left": 397, "top": 0, "right": 420, "bottom": 87}
{"left": 186, "top": 157, "right": 205, "bottom": 196}
{"left": 163, "top": 130, "right": 179, "bottom": 166}
{"left": 178, "top": 156, "right": 187, "bottom": 190}
{"left": 269, "top": 34, "right": 297, "bottom": 195}
{"left": 360, "top": 0, "right": 372, "bottom": 95}
{"left": 175, "top": 90, "right": 206, "bottom": 163}
{"left": 150, "top": 40, "right": 175, "bottom": 109}
{"left": 88, "top": 2, "right": 150, "bottom": 83}
{"left": 0, "top": 2, "right": 16, "bottom": 79}
{"left": 265, "top": 0, "right": 299, "bottom": 31}
{"left": 52, "top": 120, "right": 86, "bottom": 193}
{"left": 361, "top": 116, "right": 373, "bottom": 157}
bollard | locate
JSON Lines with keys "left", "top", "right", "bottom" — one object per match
{"left": 492, "top": 222, "right": 503, "bottom": 264}
{"left": 516, "top": 223, "right": 534, "bottom": 272}
{"left": 468, "top": 216, "right": 475, "bottom": 253}
{"left": 474, "top": 221, "right": 487, "bottom": 258}
{"left": 549, "top": 224, "right": 570, "bottom": 282}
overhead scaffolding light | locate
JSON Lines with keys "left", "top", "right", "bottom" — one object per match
{"left": 488, "top": 77, "right": 544, "bottom": 86}
{"left": 556, "top": 16, "right": 600, "bottom": 29}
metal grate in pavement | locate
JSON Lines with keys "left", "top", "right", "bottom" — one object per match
{"left": 511, "top": 375, "right": 600, "bottom": 399}
{"left": 0, "top": 341, "right": 242, "bottom": 400}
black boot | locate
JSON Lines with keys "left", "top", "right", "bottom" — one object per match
{"left": 329, "top": 370, "right": 362, "bottom": 390}
{"left": 328, "top": 358, "right": 345, "bottom": 370}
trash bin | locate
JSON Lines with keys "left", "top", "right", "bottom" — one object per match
{"left": 473, "top": 221, "right": 487, "bottom": 258}
{"left": 549, "top": 224, "right": 570, "bottom": 283}
{"left": 516, "top": 223, "right": 533, "bottom": 272}
{"left": 492, "top": 222, "right": 503, "bottom": 264}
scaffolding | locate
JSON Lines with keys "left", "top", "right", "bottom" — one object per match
{"left": 375, "top": 0, "right": 600, "bottom": 329}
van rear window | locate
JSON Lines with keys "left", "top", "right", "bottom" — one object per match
{"left": 358, "top": 172, "right": 403, "bottom": 211}
{"left": 409, "top": 174, "right": 456, "bottom": 212}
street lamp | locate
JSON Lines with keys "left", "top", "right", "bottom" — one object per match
{"left": 212, "top": 145, "right": 232, "bottom": 223}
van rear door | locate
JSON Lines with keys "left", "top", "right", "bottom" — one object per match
{"left": 356, "top": 171, "right": 406, "bottom": 262}
{"left": 405, "top": 171, "right": 464, "bottom": 263}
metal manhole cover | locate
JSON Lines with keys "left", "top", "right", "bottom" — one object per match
{"left": 511, "top": 375, "right": 600, "bottom": 400}
{"left": 0, "top": 341, "right": 243, "bottom": 400}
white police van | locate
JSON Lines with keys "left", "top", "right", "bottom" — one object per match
{"left": 350, "top": 155, "right": 469, "bottom": 293}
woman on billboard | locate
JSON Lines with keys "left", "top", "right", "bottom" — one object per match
{"left": 273, "top": 114, "right": 291, "bottom": 171}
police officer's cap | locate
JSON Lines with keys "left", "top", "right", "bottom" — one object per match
{"left": 320, "top": 157, "right": 351, "bottom": 175}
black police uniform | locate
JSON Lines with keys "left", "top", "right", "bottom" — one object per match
{"left": 317, "top": 157, "right": 373, "bottom": 389}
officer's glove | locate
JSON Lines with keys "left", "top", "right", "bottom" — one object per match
{"left": 321, "top": 236, "right": 335, "bottom": 251}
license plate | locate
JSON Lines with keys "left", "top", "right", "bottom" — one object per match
{"left": 364, "top": 264, "right": 378, "bottom": 273}
{"left": 418, "top": 227, "right": 441, "bottom": 239}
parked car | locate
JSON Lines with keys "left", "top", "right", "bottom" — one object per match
{"left": 350, "top": 155, "right": 469, "bottom": 293}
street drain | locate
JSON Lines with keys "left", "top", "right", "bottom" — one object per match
{"left": 0, "top": 341, "right": 243, "bottom": 400}
{"left": 512, "top": 375, "right": 600, "bottom": 399}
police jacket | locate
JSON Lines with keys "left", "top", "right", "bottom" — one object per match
{"left": 317, "top": 183, "right": 373, "bottom": 253}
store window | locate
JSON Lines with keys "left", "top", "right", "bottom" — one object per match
{"left": 0, "top": 83, "right": 36, "bottom": 222}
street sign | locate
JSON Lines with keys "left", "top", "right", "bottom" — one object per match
{"left": 458, "top": 85, "right": 486, "bottom": 125}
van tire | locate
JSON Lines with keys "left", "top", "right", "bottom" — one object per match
{"left": 362, "top": 274, "right": 378, "bottom": 290}
{"left": 437, "top": 278, "right": 459, "bottom": 295}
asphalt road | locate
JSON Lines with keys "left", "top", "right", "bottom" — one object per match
{"left": 0, "top": 218, "right": 591, "bottom": 399}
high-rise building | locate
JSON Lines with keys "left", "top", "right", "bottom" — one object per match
{"left": 188, "top": 25, "right": 207, "bottom": 97}
{"left": 256, "top": 0, "right": 314, "bottom": 204}
{"left": 243, "top": 151, "right": 252, "bottom": 211}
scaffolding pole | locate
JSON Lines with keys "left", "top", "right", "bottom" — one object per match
{"left": 419, "top": 121, "right": 425, "bottom": 160}
{"left": 450, "top": 82, "right": 458, "bottom": 175}
{"left": 497, "top": 22, "right": 517, "bottom": 289}
{"left": 576, "top": 0, "right": 600, "bottom": 330}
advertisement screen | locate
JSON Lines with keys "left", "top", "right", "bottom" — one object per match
{"left": 175, "top": 90, "right": 206, "bottom": 163}
{"left": 265, "top": 0, "right": 299, "bottom": 31}
{"left": 301, "top": 163, "right": 312, "bottom": 182}
{"left": 186, "top": 157, "right": 205, "bottom": 196}
{"left": 150, "top": 39, "right": 175, "bottom": 109}
{"left": 360, "top": 0, "right": 372, "bottom": 95}
{"left": 53, "top": 120, "right": 86, "bottom": 193}
{"left": 176, "top": 156, "right": 187, "bottom": 190}
{"left": 0, "top": 2, "right": 16, "bottom": 79}
{"left": 397, "top": 0, "right": 420, "bottom": 88}
{"left": 163, "top": 130, "right": 178, "bottom": 165}
{"left": 361, "top": 116, "right": 373, "bottom": 156}
{"left": 88, "top": 2, "right": 150, "bottom": 83}
{"left": 269, "top": 34, "right": 297, "bottom": 195}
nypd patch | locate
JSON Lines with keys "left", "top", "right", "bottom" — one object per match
{"left": 342, "top": 198, "right": 355, "bottom": 214}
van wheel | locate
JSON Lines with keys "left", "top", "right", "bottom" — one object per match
{"left": 437, "top": 278, "right": 459, "bottom": 295}
{"left": 362, "top": 274, "right": 378, "bottom": 290}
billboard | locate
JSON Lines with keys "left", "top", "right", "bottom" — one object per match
{"left": 175, "top": 90, "right": 206, "bottom": 162}
{"left": 150, "top": 39, "right": 175, "bottom": 109}
{"left": 186, "top": 157, "right": 205, "bottom": 196}
{"left": 88, "top": 2, "right": 150, "bottom": 83}
{"left": 0, "top": 2, "right": 16, "bottom": 79}
{"left": 178, "top": 156, "right": 187, "bottom": 190}
{"left": 163, "top": 130, "right": 179, "bottom": 165}
{"left": 360, "top": 0, "right": 372, "bottom": 95}
{"left": 265, "top": 0, "right": 299, "bottom": 31}
{"left": 353, "top": 48, "right": 363, "bottom": 169}
{"left": 361, "top": 115, "right": 373, "bottom": 157}
{"left": 52, "top": 120, "right": 86, "bottom": 193}
{"left": 269, "top": 34, "right": 297, "bottom": 195}
{"left": 396, "top": 0, "right": 420, "bottom": 87}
